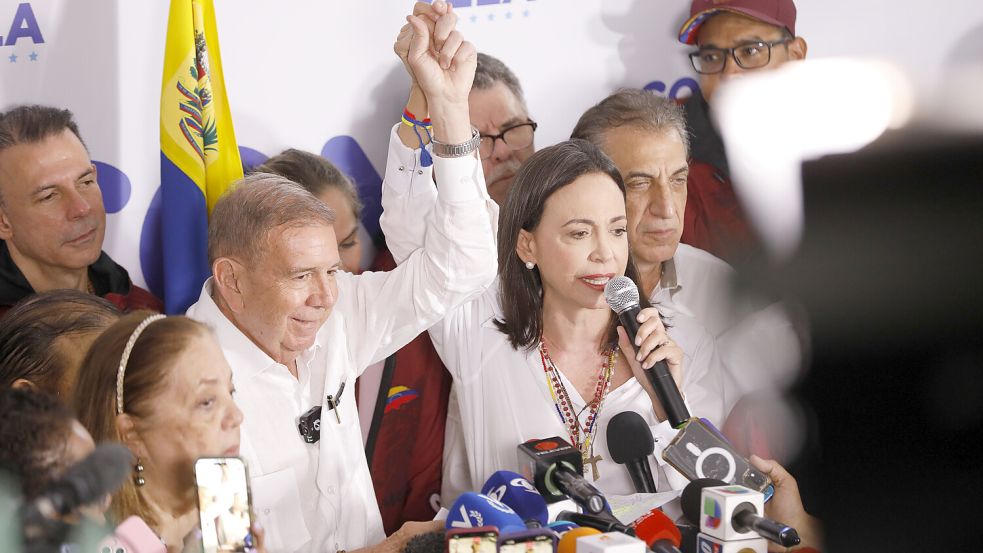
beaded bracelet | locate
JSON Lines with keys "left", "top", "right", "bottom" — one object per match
{"left": 401, "top": 108, "right": 433, "bottom": 168}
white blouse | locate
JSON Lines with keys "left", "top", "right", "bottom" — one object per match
{"left": 378, "top": 147, "right": 726, "bottom": 506}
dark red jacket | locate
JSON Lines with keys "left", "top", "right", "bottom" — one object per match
{"left": 0, "top": 241, "right": 163, "bottom": 317}
{"left": 680, "top": 94, "right": 760, "bottom": 265}
{"left": 361, "top": 248, "right": 452, "bottom": 534}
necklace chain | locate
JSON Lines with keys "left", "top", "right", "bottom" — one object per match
{"left": 539, "top": 339, "right": 617, "bottom": 467}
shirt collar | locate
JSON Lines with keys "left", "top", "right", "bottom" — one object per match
{"left": 188, "top": 278, "right": 322, "bottom": 381}
{"left": 658, "top": 256, "right": 682, "bottom": 293}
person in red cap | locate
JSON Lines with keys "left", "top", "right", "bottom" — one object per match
{"left": 677, "top": 0, "right": 808, "bottom": 264}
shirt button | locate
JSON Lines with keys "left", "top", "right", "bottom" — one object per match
{"left": 398, "top": 165, "right": 405, "bottom": 172}
{"left": 264, "top": 508, "right": 271, "bottom": 514}
{"left": 417, "top": 169, "right": 423, "bottom": 175}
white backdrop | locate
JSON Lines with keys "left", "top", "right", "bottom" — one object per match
{"left": 1, "top": 0, "right": 981, "bottom": 295}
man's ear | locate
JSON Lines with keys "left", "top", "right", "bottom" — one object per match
{"left": 788, "top": 36, "right": 808, "bottom": 60}
{"left": 114, "top": 413, "right": 148, "bottom": 459}
{"left": 212, "top": 257, "right": 245, "bottom": 313}
{"left": 0, "top": 206, "right": 14, "bottom": 241}
{"left": 11, "top": 378, "right": 38, "bottom": 392}
{"left": 516, "top": 229, "right": 537, "bottom": 266}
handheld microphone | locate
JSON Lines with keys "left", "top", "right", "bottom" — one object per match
{"left": 480, "top": 470, "right": 549, "bottom": 528}
{"left": 97, "top": 516, "right": 167, "bottom": 553}
{"left": 604, "top": 277, "right": 689, "bottom": 428}
{"left": 606, "top": 411, "right": 657, "bottom": 494}
{"left": 680, "top": 480, "right": 800, "bottom": 548}
{"left": 632, "top": 509, "right": 682, "bottom": 553}
{"left": 557, "top": 527, "right": 602, "bottom": 553}
{"left": 21, "top": 443, "right": 133, "bottom": 545}
{"left": 732, "top": 507, "right": 800, "bottom": 547}
{"left": 445, "top": 492, "right": 526, "bottom": 533}
{"left": 517, "top": 437, "right": 609, "bottom": 516}
{"left": 30, "top": 443, "right": 132, "bottom": 519}
{"left": 557, "top": 511, "right": 634, "bottom": 535}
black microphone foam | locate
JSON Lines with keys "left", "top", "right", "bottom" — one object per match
{"left": 403, "top": 530, "right": 446, "bottom": 553}
{"left": 680, "top": 478, "right": 727, "bottom": 525}
{"left": 604, "top": 276, "right": 690, "bottom": 428}
{"left": 43, "top": 443, "right": 133, "bottom": 515}
{"left": 606, "top": 410, "right": 657, "bottom": 493}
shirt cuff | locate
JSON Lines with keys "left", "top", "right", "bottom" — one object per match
{"left": 433, "top": 151, "right": 488, "bottom": 203}
{"left": 385, "top": 123, "right": 434, "bottom": 197}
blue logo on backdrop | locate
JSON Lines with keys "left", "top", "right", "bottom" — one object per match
{"left": 645, "top": 77, "right": 700, "bottom": 100}
{"left": 2, "top": 3, "right": 44, "bottom": 63}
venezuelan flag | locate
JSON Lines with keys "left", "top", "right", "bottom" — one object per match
{"left": 385, "top": 386, "right": 419, "bottom": 414}
{"left": 159, "top": 0, "right": 241, "bottom": 313}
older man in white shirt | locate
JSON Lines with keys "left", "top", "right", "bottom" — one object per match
{"left": 570, "top": 89, "right": 802, "bottom": 414}
{"left": 187, "top": 5, "right": 495, "bottom": 552}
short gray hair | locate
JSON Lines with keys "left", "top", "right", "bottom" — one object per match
{"left": 474, "top": 52, "right": 527, "bottom": 109}
{"left": 570, "top": 89, "right": 690, "bottom": 155}
{"left": 208, "top": 172, "right": 336, "bottom": 265}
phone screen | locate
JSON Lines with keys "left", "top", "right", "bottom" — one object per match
{"left": 195, "top": 457, "right": 253, "bottom": 553}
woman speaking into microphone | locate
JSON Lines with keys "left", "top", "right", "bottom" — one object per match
{"left": 380, "top": 135, "right": 725, "bottom": 501}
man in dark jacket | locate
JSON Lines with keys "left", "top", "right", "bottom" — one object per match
{"left": 0, "top": 105, "right": 161, "bottom": 316}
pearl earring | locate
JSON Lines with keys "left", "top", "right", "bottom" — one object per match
{"left": 134, "top": 458, "right": 146, "bottom": 487}
{"left": 525, "top": 261, "right": 535, "bottom": 270}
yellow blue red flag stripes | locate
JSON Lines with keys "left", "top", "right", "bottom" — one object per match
{"left": 160, "top": 0, "right": 242, "bottom": 313}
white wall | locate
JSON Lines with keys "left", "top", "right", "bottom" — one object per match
{"left": 1, "top": 0, "right": 980, "bottom": 293}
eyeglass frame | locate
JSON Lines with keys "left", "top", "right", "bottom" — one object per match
{"left": 688, "top": 38, "right": 794, "bottom": 75}
{"left": 478, "top": 121, "right": 538, "bottom": 160}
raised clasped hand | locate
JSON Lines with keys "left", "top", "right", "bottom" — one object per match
{"left": 402, "top": 0, "right": 476, "bottom": 111}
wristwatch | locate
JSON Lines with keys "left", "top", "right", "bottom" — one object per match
{"left": 431, "top": 127, "right": 481, "bottom": 158}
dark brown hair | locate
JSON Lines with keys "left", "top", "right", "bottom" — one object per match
{"left": 0, "top": 104, "right": 86, "bottom": 151}
{"left": 73, "top": 311, "right": 210, "bottom": 526}
{"left": 0, "top": 105, "right": 88, "bottom": 205}
{"left": 494, "top": 139, "right": 650, "bottom": 350}
{"left": 0, "top": 387, "right": 78, "bottom": 499}
{"left": 570, "top": 88, "right": 690, "bottom": 154}
{"left": 254, "top": 149, "right": 363, "bottom": 219}
{"left": 0, "top": 290, "right": 120, "bottom": 395}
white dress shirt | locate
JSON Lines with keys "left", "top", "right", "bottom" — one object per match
{"left": 651, "top": 244, "right": 803, "bottom": 411}
{"left": 377, "top": 150, "right": 725, "bottom": 506}
{"left": 187, "top": 125, "right": 497, "bottom": 553}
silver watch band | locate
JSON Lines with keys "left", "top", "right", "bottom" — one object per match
{"left": 431, "top": 127, "right": 480, "bottom": 158}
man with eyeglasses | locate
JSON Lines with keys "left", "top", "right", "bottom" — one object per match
{"left": 677, "top": 0, "right": 808, "bottom": 264}
{"left": 469, "top": 52, "right": 537, "bottom": 206}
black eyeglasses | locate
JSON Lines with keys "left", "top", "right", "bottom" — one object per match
{"left": 688, "top": 38, "right": 793, "bottom": 75}
{"left": 478, "top": 121, "right": 538, "bottom": 160}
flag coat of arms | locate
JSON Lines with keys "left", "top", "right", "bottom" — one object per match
{"left": 160, "top": 0, "right": 241, "bottom": 313}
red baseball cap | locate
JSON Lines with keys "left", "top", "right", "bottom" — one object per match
{"left": 678, "top": 0, "right": 797, "bottom": 44}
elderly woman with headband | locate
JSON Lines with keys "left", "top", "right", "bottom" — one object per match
{"left": 381, "top": 138, "right": 726, "bottom": 501}
{"left": 73, "top": 311, "right": 265, "bottom": 553}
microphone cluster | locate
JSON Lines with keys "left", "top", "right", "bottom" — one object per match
{"left": 439, "top": 451, "right": 686, "bottom": 553}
